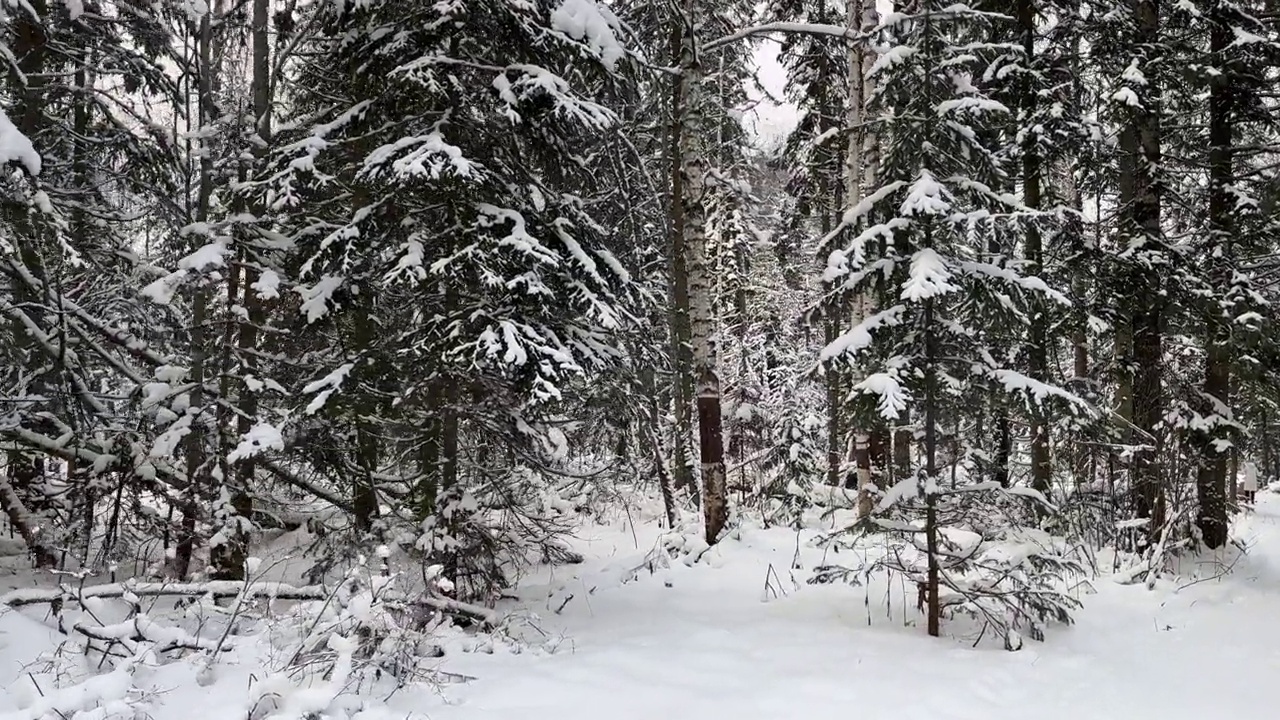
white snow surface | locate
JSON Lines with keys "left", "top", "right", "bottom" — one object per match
{"left": 4, "top": 496, "right": 1280, "bottom": 720}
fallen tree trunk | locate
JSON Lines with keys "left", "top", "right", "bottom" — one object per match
{"left": 0, "top": 580, "right": 498, "bottom": 628}
{"left": 74, "top": 614, "right": 227, "bottom": 654}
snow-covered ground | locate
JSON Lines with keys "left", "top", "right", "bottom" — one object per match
{"left": 3, "top": 495, "right": 1280, "bottom": 720}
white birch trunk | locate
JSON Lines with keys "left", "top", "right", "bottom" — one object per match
{"left": 849, "top": 0, "right": 881, "bottom": 519}
{"left": 678, "top": 0, "right": 728, "bottom": 544}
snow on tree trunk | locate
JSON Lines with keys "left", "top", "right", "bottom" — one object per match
{"left": 1123, "top": 0, "right": 1165, "bottom": 531}
{"left": 848, "top": 0, "right": 879, "bottom": 519}
{"left": 668, "top": 23, "right": 698, "bottom": 504}
{"left": 214, "top": 0, "right": 273, "bottom": 581}
{"left": 1195, "top": 3, "right": 1233, "bottom": 549}
{"left": 678, "top": 0, "right": 728, "bottom": 544}
{"left": 1019, "top": 0, "right": 1051, "bottom": 499}
{"left": 177, "top": 7, "right": 218, "bottom": 581}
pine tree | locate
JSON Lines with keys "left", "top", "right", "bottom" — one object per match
{"left": 817, "top": 0, "right": 1090, "bottom": 640}
{"left": 265, "top": 0, "right": 642, "bottom": 594}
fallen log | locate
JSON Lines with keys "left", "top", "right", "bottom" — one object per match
{"left": 74, "top": 614, "right": 227, "bottom": 654}
{"left": 0, "top": 580, "right": 498, "bottom": 629}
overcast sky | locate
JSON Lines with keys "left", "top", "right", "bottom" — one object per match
{"left": 741, "top": 3, "right": 897, "bottom": 149}
{"left": 744, "top": 39, "right": 798, "bottom": 149}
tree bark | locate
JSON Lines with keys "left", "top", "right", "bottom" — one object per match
{"left": 678, "top": 0, "right": 728, "bottom": 544}
{"left": 848, "top": 0, "right": 880, "bottom": 518}
{"left": 5, "top": 0, "right": 52, "bottom": 570}
{"left": 667, "top": 24, "right": 698, "bottom": 504}
{"left": 1128, "top": 0, "right": 1165, "bottom": 531}
{"left": 924, "top": 295, "right": 940, "bottom": 638}
{"left": 226, "top": 0, "right": 273, "bottom": 575}
{"left": 1195, "top": 3, "right": 1232, "bottom": 549}
{"left": 1019, "top": 0, "right": 1051, "bottom": 499}
{"left": 176, "top": 7, "right": 218, "bottom": 580}
{"left": 894, "top": 411, "right": 912, "bottom": 484}
{"left": 1061, "top": 157, "right": 1090, "bottom": 487}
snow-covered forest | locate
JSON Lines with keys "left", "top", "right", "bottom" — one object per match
{"left": 2, "top": 0, "right": 1280, "bottom": 717}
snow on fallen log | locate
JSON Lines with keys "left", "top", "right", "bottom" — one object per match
{"left": 74, "top": 613, "right": 225, "bottom": 654}
{"left": 0, "top": 580, "right": 498, "bottom": 628}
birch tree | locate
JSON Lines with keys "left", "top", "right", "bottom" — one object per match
{"left": 677, "top": 0, "right": 729, "bottom": 543}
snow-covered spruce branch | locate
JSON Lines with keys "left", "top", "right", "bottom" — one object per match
{"left": 0, "top": 426, "right": 189, "bottom": 507}
{"left": 0, "top": 581, "right": 497, "bottom": 628}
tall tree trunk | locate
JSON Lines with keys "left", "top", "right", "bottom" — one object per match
{"left": 214, "top": 0, "right": 273, "bottom": 580}
{"left": 71, "top": 42, "right": 97, "bottom": 565}
{"left": 1195, "top": 4, "right": 1232, "bottom": 549}
{"left": 349, "top": 290, "right": 381, "bottom": 535}
{"left": 176, "top": 7, "right": 217, "bottom": 580}
{"left": 1114, "top": 308, "right": 1134, "bottom": 501}
{"left": 894, "top": 410, "right": 912, "bottom": 484}
{"left": 823, "top": 180, "right": 843, "bottom": 488}
{"left": 353, "top": 421, "right": 380, "bottom": 534}
{"left": 923, "top": 294, "right": 940, "bottom": 638}
{"left": 643, "top": 365, "right": 679, "bottom": 528}
{"left": 667, "top": 24, "right": 697, "bottom": 504}
{"left": 1019, "top": 0, "right": 1051, "bottom": 498}
{"left": 848, "top": 0, "right": 880, "bottom": 516}
{"left": 418, "top": 386, "right": 443, "bottom": 521}
{"left": 678, "top": 1, "right": 728, "bottom": 544}
{"left": 210, "top": 205, "right": 242, "bottom": 579}
{"left": 1128, "top": 0, "right": 1165, "bottom": 531}
{"left": 1061, "top": 157, "right": 1090, "bottom": 487}
{"left": 992, "top": 409, "right": 1011, "bottom": 488}
{"left": 985, "top": 211, "right": 1011, "bottom": 488}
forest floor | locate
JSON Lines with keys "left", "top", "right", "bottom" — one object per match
{"left": 2, "top": 493, "right": 1279, "bottom": 720}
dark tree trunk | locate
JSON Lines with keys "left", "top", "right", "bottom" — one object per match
{"left": 1019, "top": 0, "right": 1052, "bottom": 499}
{"left": 923, "top": 295, "right": 940, "bottom": 638}
{"left": 1119, "top": 0, "right": 1165, "bottom": 537}
{"left": 1195, "top": 3, "right": 1233, "bottom": 549}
